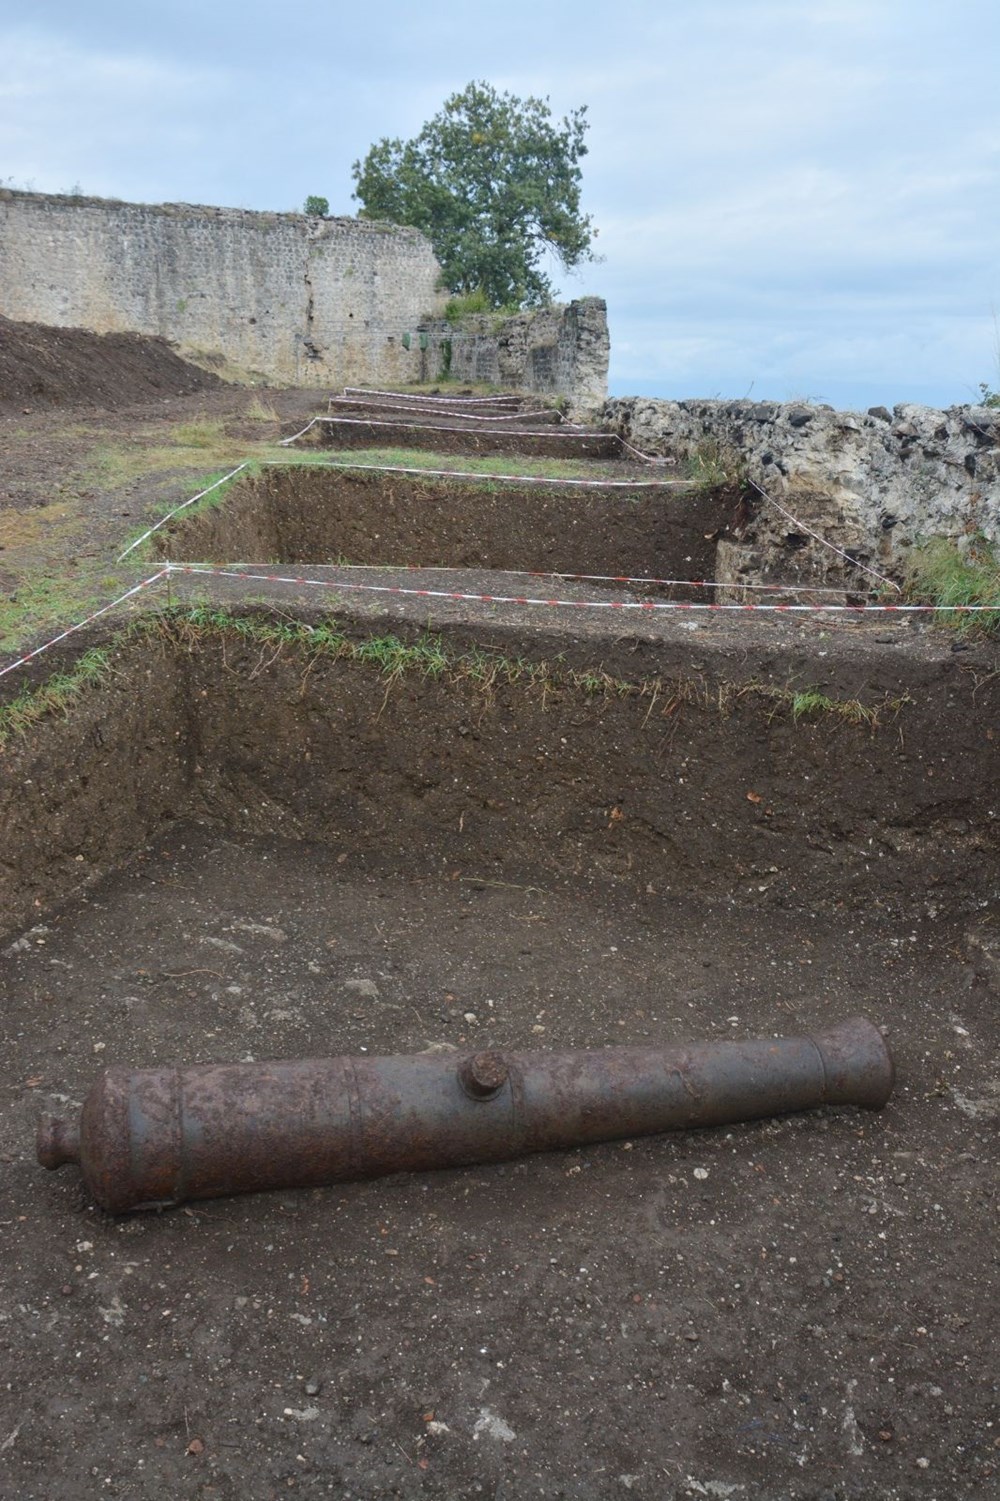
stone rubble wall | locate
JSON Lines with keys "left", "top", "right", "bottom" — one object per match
{"left": 422, "top": 297, "right": 609, "bottom": 417}
{"left": 0, "top": 190, "right": 446, "bottom": 387}
{"left": 603, "top": 396, "right": 1000, "bottom": 592}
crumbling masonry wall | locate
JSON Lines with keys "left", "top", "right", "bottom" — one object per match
{"left": 0, "top": 190, "right": 445, "bottom": 386}
{"left": 604, "top": 395, "right": 1000, "bottom": 590}
{"left": 423, "top": 298, "right": 610, "bottom": 417}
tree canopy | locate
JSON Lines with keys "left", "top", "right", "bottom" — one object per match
{"left": 351, "top": 81, "right": 596, "bottom": 309}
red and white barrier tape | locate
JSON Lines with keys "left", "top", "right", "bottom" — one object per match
{"left": 1, "top": 560, "right": 990, "bottom": 692}
{"left": 287, "top": 562, "right": 874, "bottom": 596}
{"left": 283, "top": 415, "right": 618, "bottom": 444}
{"left": 117, "top": 464, "right": 249, "bottom": 562}
{"left": 329, "top": 397, "right": 562, "bottom": 424}
{"left": 0, "top": 571, "right": 171, "bottom": 682}
{"left": 342, "top": 387, "right": 522, "bottom": 407}
{"left": 164, "top": 564, "right": 995, "bottom": 616}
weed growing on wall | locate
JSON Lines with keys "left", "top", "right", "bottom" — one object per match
{"left": 686, "top": 440, "right": 748, "bottom": 493}
{"left": 904, "top": 536, "right": 1000, "bottom": 636}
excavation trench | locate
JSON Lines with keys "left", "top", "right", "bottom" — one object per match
{"left": 2, "top": 612, "right": 999, "bottom": 1497}
{"left": 152, "top": 464, "right": 730, "bottom": 589}
{"left": 2, "top": 613, "right": 997, "bottom": 938}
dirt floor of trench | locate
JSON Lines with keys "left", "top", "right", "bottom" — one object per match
{"left": 0, "top": 612, "right": 998, "bottom": 1501}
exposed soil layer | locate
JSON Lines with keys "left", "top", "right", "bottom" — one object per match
{"left": 3, "top": 617, "right": 998, "bottom": 940}
{"left": 310, "top": 417, "right": 624, "bottom": 460}
{"left": 156, "top": 466, "right": 731, "bottom": 587}
{"left": 0, "top": 314, "right": 223, "bottom": 414}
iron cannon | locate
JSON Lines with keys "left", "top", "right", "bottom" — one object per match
{"left": 37, "top": 1016, "right": 894, "bottom": 1213}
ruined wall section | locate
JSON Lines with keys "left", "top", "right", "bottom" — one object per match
{"left": 604, "top": 395, "right": 1000, "bottom": 591}
{"left": 422, "top": 297, "right": 609, "bottom": 416}
{"left": 0, "top": 190, "right": 445, "bottom": 386}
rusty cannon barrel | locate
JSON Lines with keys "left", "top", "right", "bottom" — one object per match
{"left": 37, "top": 1016, "right": 893, "bottom": 1213}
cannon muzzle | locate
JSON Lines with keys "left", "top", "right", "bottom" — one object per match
{"left": 37, "top": 1016, "right": 893, "bottom": 1213}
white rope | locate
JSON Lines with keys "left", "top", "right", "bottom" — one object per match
{"left": 748, "top": 479, "right": 901, "bottom": 594}
{"left": 0, "top": 571, "right": 171, "bottom": 681}
{"left": 117, "top": 465, "right": 249, "bottom": 562}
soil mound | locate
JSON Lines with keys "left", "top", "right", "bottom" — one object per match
{"left": 0, "top": 314, "right": 224, "bottom": 413}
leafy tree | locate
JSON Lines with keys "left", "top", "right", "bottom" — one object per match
{"left": 351, "top": 81, "right": 595, "bottom": 308}
{"left": 303, "top": 195, "right": 329, "bottom": 217}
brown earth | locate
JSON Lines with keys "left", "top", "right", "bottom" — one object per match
{"left": 0, "top": 325, "right": 998, "bottom": 1500}
{"left": 155, "top": 465, "right": 727, "bottom": 590}
{"left": 0, "top": 314, "right": 223, "bottom": 415}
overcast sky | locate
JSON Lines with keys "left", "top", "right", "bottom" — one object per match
{"left": 3, "top": 0, "right": 999, "bottom": 411}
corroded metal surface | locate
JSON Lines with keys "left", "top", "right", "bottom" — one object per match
{"left": 37, "top": 1017, "right": 894, "bottom": 1214}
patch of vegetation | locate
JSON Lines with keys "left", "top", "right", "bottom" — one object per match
{"left": 903, "top": 536, "right": 1000, "bottom": 636}
{"left": 154, "top": 608, "right": 660, "bottom": 704}
{"left": 303, "top": 195, "right": 330, "bottom": 217}
{"left": 0, "top": 647, "right": 112, "bottom": 748}
{"left": 245, "top": 396, "right": 281, "bottom": 423}
{"left": 172, "top": 418, "right": 228, "bottom": 449}
{"left": 753, "top": 682, "right": 910, "bottom": 729}
{"left": 0, "top": 567, "right": 125, "bottom": 655}
{"left": 443, "top": 293, "right": 522, "bottom": 328}
{"left": 686, "top": 439, "right": 748, "bottom": 493}
{"left": 444, "top": 291, "right": 491, "bottom": 321}
{"left": 309, "top": 445, "right": 645, "bottom": 484}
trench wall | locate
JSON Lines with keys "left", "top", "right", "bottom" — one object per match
{"left": 0, "top": 190, "right": 445, "bottom": 387}
{"left": 603, "top": 396, "right": 1000, "bottom": 591}
{"left": 154, "top": 467, "right": 727, "bottom": 583}
{"left": 1, "top": 625, "right": 997, "bottom": 940}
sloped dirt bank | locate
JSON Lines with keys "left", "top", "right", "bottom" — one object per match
{"left": 0, "top": 314, "right": 224, "bottom": 414}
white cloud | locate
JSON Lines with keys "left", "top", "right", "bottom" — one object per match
{"left": 0, "top": 26, "right": 236, "bottom": 197}
{"left": 2, "top": 1, "right": 1000, "bottom": 408}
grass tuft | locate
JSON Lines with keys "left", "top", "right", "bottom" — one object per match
{"left": 685, "top": 439, "right": 747, "bottom": 493}
{"left": 903, "top": 536, "right": 1000, "bottom": 636}
{"left": 172, "top": 418, "right": 228, "bottom": 449}
{"left": 0, "top": 648, "right": 113, "bottom": 747}
{"left": 245, "top": 397, "right": 281, "bottom": 423}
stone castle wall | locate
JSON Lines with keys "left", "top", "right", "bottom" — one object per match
{"left": 0, "top": 191, "right": 610, "bottom": 408}
{"left": 604, "top": 395, "right": 1000, "bottom": 591}
{"left": 0, "top": 190, "right": 446, "bottom": 386}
